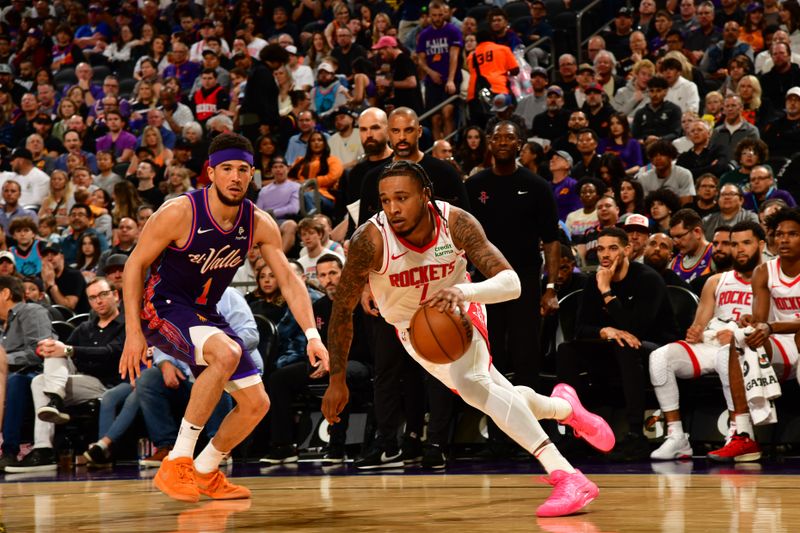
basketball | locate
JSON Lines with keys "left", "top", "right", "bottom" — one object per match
{"left": 409, "top": 306, "right": 473, "bottom": 364}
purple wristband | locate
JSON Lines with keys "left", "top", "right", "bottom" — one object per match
{"left": 208, "top": 148, "right": 254, "bottom": 167}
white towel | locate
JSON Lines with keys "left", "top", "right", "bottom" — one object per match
{"left": 702, "top": 317, "right": 738, "bottom": 346}
{"left": 733, "top": 328, "right": 781, "bottom": 425}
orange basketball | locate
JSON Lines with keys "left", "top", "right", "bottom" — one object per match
{"left": 409, "top": 306, "right": 473, "bottom": 364}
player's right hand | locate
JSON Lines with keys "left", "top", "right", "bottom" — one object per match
{"left": 360, "top": 286, "right": 380, "bottom": 317}
{"left": 322, "top": 378, "right": 350, "bottom": 424}
{"left": 120, "top": 331, "right": 149, "bottom": 385}
{"left": 685, "top": 324, "right": 703, "bottom": 344}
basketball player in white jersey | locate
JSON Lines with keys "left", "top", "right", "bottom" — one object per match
{"left": 321, "top": 161, "right": 615, "bottom": 517}
{"left": 713, "top": 208, "right": 800, "bottom": 462}
{"left": 649, "top": 221, "right": 764, "bottom": 460}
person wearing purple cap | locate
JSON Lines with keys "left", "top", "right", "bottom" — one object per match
{"left": 373, "top": 35, "right": 423, "bottom": 112}
{"left": 416, "top": 0, "right": 463, "bottom": 140}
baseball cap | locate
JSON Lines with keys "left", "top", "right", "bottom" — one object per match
{"left": 585, "top": 82, "right": 604, "bottom": 93}
{"left": 546, "top": 85, "right": 564, "bottom": 96}
{"left": 199, "top": 19, "right": 214, "bottom": 28}
{"left": 623, "top": 214, "right": 651, "bottom": 233}
{"left": 553, "top": 150, "right": 573, "bottom": 167}
{"left": 102, "top": 253, "right": 128, "bottom": 273}
{"left": 577, "top": 63, "right": 595, "bottom": 74}
{"left": 0, "top": 64, "right": 11, "bottom": 75}
{"left": 531, "top": 66, "right": 548, "bottom": 78}
{"left": 332, "top": 106, "right": 357, "bottom": 119}
{"left": 285, "top": 45, "right": 298, "bottom": 55}
{"left": 32, "top": 113, "right": 53, "bottom": 124}
{"left": 0, "top": 251, "right": 13, "bottom": 263}
{"left": 318, "top": 62, "right": 336, "bottom": 73}
{"left": 27, "top": 28, "right": 42, "bottom": 39}
{"left": 617, "top": 6, "right": 634, "bottom": 17}
{"left": 201, "top": 49, "right": 218, "bottom": 57}
{"left": 490, "top": 93, "right": 513, "bottom": 113}
{"left": 10, "top": 147, "right": 32, "bottom": 161}
{"left": 42, "top": 242, "right": 62, "bottom": 255}
{"left": 88, "top": 4, "right": 102, "bottom": 12}
{"left": 372, "top": 35, "right": 398, "bottom": 50}
{"left": 787, "top": 87, "right": 800, "bottom": 99}
{"left": 746, "top": 3, "right": 764, "bottom": 12}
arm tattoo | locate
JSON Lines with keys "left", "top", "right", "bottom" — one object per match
{"left": 451, "top": 208, "right": 512, "bottom": 278}
{"left": 328, "top": 225, "right": 377, "bottom": 376}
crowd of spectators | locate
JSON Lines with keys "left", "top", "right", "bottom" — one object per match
{"left": 2, "top": 0, "right": 800, "bottom": 471}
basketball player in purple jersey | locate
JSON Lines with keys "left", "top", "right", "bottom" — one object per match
{"left": 322, "top": 161, "right": 614, "bottom": 518}
{"left": 120, "top": 133, "right": 328, "bottom": 502}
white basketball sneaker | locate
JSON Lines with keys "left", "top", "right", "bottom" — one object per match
{"left": 650, "top": 433, "right": 693, "bottom": 460}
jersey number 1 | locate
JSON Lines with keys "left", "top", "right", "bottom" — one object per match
{"left": 196, "top": 279, "right": 213, "bottom": 305}
{"left": 419, "top": 283, "right": 430, "bottom": 303}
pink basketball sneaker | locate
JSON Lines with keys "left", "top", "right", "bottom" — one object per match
{"left": 536, "top": 469, "right": 599, "bottom": 517}
{"left": 551, "top": 383, "right": 615, "bottom": 452}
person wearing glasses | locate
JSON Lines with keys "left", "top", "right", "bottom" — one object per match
{"left": 4, "top": 277, "right": 126, "bottom": 472}
{"left": 702, "top": 183, "right": 760, "bottom": 240}
{"left": 743, "top": 165, "right": 797, "bottom": 212}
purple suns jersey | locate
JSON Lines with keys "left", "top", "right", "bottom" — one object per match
{"left": 143, "top": 187, "right": 254, "bottom": 316}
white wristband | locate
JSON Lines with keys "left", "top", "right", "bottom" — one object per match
{"left": 546, "top": 283, "right": 556, "bottom": 290}
{"left": 305, "top": 328, "right": 321, "bottom": 341}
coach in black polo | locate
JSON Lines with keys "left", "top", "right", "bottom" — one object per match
{"left": 466, "top": 120, "right": 560, "bottom": 389}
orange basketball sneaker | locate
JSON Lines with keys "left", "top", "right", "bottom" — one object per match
{"left": 195, "top": 469, "right": 252, "bottom": 500}
{"left": 154, "top": 456, "right": 200, "bottom": 502}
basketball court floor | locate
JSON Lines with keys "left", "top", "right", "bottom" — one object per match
{"left": 0, "top": 458, "right": 798, "bottom": 532}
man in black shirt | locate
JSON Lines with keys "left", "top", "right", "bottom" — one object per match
{"left": 6, "top": 277, "right": 125, "bottom": 472}
{"left": 466, "top": 121, "right": 561, "bottom": 388}
{"left": 331, "top": 26, "right": 367, "bottom": 83}
{"left": 532, "top": 86, "right": 571, "bottom": 141}
{"left": 373, "top": 36, "right": 423, "bottom": 112}
{"left": 557, "top": 227, "right": 680, "bottom": 461}
{"left": 40, "top": 242, "right": 89, "bottom": 314}
{"left": 643, "top": 232, "right": 691, "bottom": 288}
{"left": 337, "top": 107, "right": 394, "bottom": 239}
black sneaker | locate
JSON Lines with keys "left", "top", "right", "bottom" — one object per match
{"left": 83, "top": 442, "right": 112, "bottom": 468}
{"left": 399, "top": 434, "right": 423, "bottom": 465}
{"left": 259, "top": 445, "right": 298, "bottom": 464}
{"left": 37, "top": 393, "right": 70, "bottom": 425}
{"left": 0, "top": 453, "right": 18, "bottom": 472}
{"left": 4, "top": 448, "right": 57, "bottom": 473}
{"left": 320, "top": 445, "right": 346, "bottom": 465}
{"left": 421, "top": 444, "right": 446, "bottom": 469}
{"left": 354, "top": 443, "right": 403, "bottom": 470}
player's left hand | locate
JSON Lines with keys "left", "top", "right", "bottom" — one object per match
{"left": 307, "top": 338, "right": 330, "bottom": 372}
{"left": 540, "top": 288, "right": 559, "bottom": 316}
{"left": 423, "top": 287, "right": 466, "bottom": 314}
{"left": 309, "top": 361, "right": 328, "bottom": 379}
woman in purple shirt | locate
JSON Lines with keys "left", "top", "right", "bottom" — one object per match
{"left": 598, "top": 112, "right": 643, "bottom": 175}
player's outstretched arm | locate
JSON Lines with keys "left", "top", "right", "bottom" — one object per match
{"left": 254, "top": 210, "right": 329, "bottom": 370}
{"left": 120, "top": 197, "right": 190, "bottom": 384}
{"left": 322, "top": 222, "right": 381, "bottom": 423}
{"left": 426, "top": 206, "right": 520, "bottom": 310}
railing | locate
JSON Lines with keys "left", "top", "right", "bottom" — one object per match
{"left": 575, "top": 0, "right": 603, "bottom": 64}
{"left": 524, "top": 35, "right": 555, "bottom": 76}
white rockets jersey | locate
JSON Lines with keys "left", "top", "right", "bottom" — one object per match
{"left": 368, "top": 201, "right": 469, "bottom": 329}
{"left": 766, "top": 258, "right": 800, "bottom": 322}
{"left": 713, "top": 270, "right": 753, "bottom": 323}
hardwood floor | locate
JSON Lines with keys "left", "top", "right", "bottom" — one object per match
{"left": 0, "top": 469, "right": 796, "bottom": 532}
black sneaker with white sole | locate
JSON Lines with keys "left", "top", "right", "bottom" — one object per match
{"left": 4, "top": 448, "right": 58, "bottom": 473}
{"left": 37, "top": 393, "right": 70, "bottom": 425}
{"left": 421, "top": 444, "right": 446, "bottom": 469}
{"left": 354, "top": 444, "right": 403, "bottom": 470}
{"left": 320, "top": 445, "right": 346, "bottom": 465}
{"left": 259, "top": 445, "right": 299, "bottom": 464}
{"left": 399, "top": 435, "right": 423, "bottom": 465}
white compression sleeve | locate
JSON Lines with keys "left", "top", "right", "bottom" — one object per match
{"left": 454, "top": 269, "right": 521, "bottom": 304}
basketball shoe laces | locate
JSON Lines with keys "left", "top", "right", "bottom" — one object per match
{"left": 175, "top": 460, "right": 196, "bottom": 484}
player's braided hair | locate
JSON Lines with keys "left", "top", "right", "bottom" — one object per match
{"left": 377, "top": 160, "right": 447, "bottom": 226}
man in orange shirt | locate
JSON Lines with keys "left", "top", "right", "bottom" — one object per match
{"left": 466, "top": 29, "right": 519, "bottom": 125}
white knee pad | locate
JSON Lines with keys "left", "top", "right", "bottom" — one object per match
{"left": 649, "top": 346, "right": 671, "bottom": 387}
